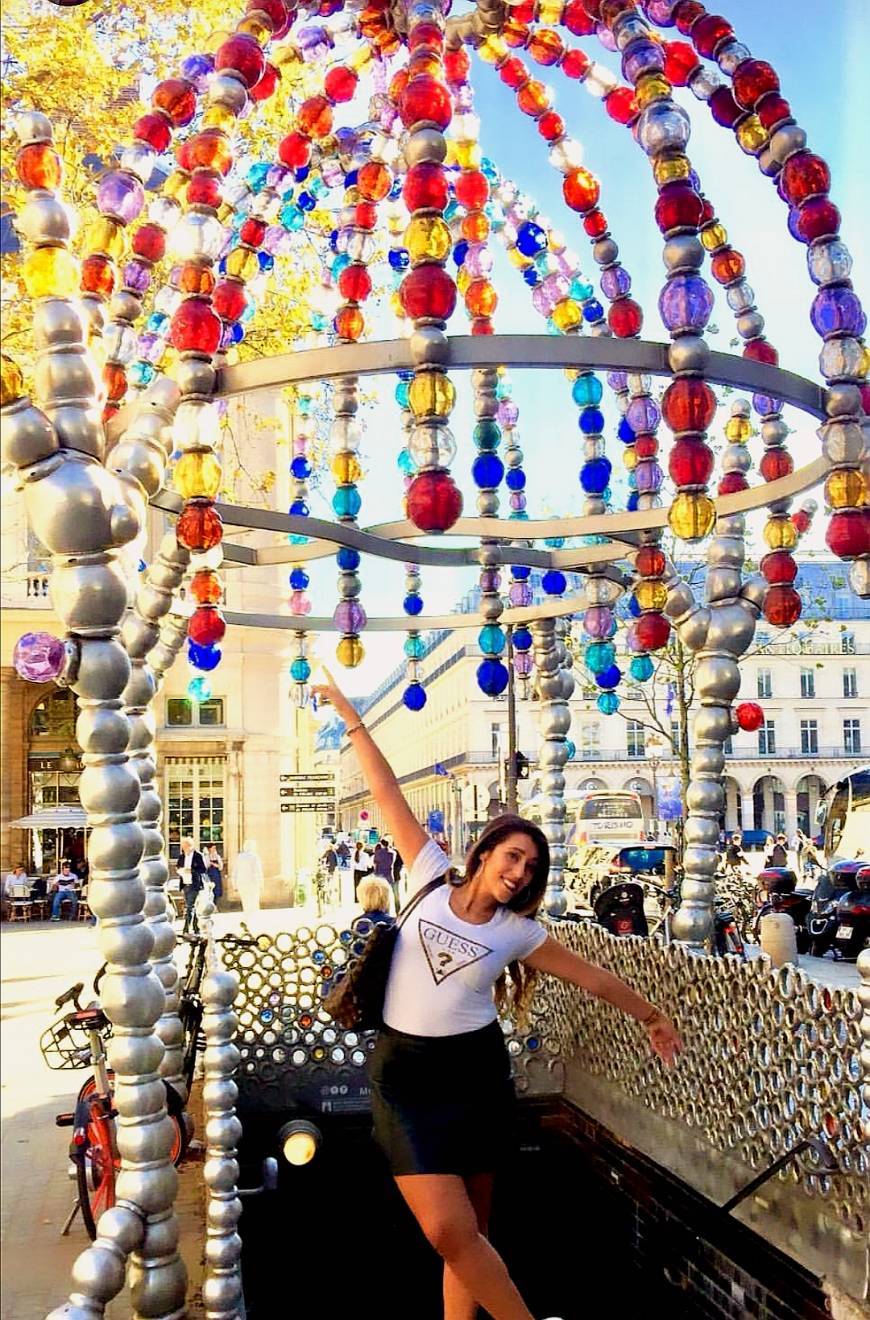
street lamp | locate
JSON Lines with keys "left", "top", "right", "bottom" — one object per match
{"left": 646, "top": 733, "right": 664, "bottom": 839}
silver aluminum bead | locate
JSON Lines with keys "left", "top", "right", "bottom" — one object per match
{"left": 117, "top": 1115, "right": 176, "bottom": 1164}
{"left": 667, "top": 336, "right": 709, "bottom": 374}
{"left": 736, "top": 310, "right": 765, "bottom": 340}
{"left": 686, "top": 781, "right": 724, "bottom": 814}
{"left": 78, "top": 761, "right": 141, "bottom": 815}
{"left": 15, "top": 110, "right": 53, "bottom": 144}
{"left": 676, "top": 606, "right": 711, "bottom": 652}
{"left": 110, "top": 438, "right": 165, "bottom": 497}
{"left": 97, "top": 1205, "right": 146, "bottom": 1254}
{"left": 50, "top": 558, "right": 132, "bottom": 630}
{"left": 588, "top": 320, "right": 611, "bottom": 337}
{"left": 849, "top": 558, "right": 870, "bottom": 599}
{"left": 820, "top": 421, "right": 865, "bottom": 466}
{"left": 32, "top": 298, "right": 88, "bottom": 349}
{"left": 71, "top": 1244, "right": 127, "bottom": 1303}
{"left": 128, "top": 1256, "right": 187, "bottom": 1316}
{"left": 337, "top": 573, "right": 362, "bottom": 599}
{"left": 761, "top": 417, "right": 789, "bottom": 446}
{"left": 208, "top": 72, "right": 249, "bottom": 112}
{"left": 636, "top": 102, "right": 691, "bottom": 157}
{"left": 770, "top": 124, "right": 807, "bottom": 165}
{"left": 480, "top": 596, "right": 503, "bottom": 621}
{"left": 684, "top": 816, "right": 721, "bottom": 847}
{"left": 592, "top": 237, "right": 619, "bottom": 266}
{"left": 0, "top": 398, "right": 58, "bottom": 470}
{"left": 662, "top": 234, "right": 704, "bottom": 271}
{"left": 99, "top": 918, "right": 154, "bottom": 968}
{"left": 477, "top": 491, "right": 499, "bottom": 515}
{"left": 410, "top": 326, "right": 449, "bottom": 365}
{"left": 16, "top": 193, "right": 74, "bottom": 245}
{"left": 109, "top": 290, "right": 142, "bottom": 324}
{"left": 404, "top": 128, "right": 447, "bottom": 167}
{"left": 757, "top": 147, "right": 780, "bottom": 178}
{"left": 694, "top": 707, "right": 733, "bottom": 744}
{"left": 722, "top": 444, "right": 752, "bottom": 473}
{"left": 682, "top": 847, "right": 718, "bottom": 878}
{"left": 48, "top": 403, "right": 104, "bottom": 458}
{"left": 694, "top": 655, "right": 741, "bottom": 703}
{"left": 174, "top": 357, "right": 217, "bottom": 397}
{"left": 76, "top": 705, "right": 129, "bottom": 755}
{"left": 825, "top": 384, "right": 863, "bottom": 417}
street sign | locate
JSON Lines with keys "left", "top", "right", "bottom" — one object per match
{"left": 279, "top": 772, "right": 336, "bottom": 814}
{"left": 280, "top": 802, "right": 332, "bottom": 814}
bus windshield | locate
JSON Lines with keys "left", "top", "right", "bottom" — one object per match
{"left": 579, "top": 796, "right": 643, "bottom": 821}
{"left": 825, "top": 767, "right": 870, "bottom": 860}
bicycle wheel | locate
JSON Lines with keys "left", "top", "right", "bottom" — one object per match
{"left": 79, "top": 1073, "right": 189, "bottom": 1168}
{"left": 75, "top": 1109, "right": 116, "bottom": 1239}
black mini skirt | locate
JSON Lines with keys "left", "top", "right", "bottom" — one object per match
{"left": 368, "top": 1019, "right": 515, "bottom": 1177}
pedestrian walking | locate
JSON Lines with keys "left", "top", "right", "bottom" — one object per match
{"left": 206, "top": 844, "right": 224, "bottom": 908}
{"left": 352, "top": 841, "right": 373, "bottom": 898}
{"left": 373, "top": 837, "right": 399, "bottom": 914}
{"left": 765, "top": 833, "right": 789, "bottom": 870}
{"left": 312, "top": 668, "right": 681, "bottom": 1320}
{"left": 175, "top": 838, "right": 206, "bottom": 933}
{"left": 235, "top": 840, "right": 264, "bottom": 915}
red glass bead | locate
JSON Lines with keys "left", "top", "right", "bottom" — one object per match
{"left": 700, "top": 198, "right": 715, "bottom": 225}
{"left": 503, "top": 18, "right": 530, "bottom": 48}
{"left": 334, "top": 305, "right": 365, "bottom": 341}
{"left": 324, "top": 65, "right": 358, "bottom": 103}
{"left": 673, "top": 0, "right": 705, "bottom": 36}
{"left": 170, "top": 298, "right": 222, "bottom": 354}
{"left": 668, "top": 437, "right": 714, "bottom": 486}
{"left": 516, "top": 80, "right": 551, "bottom": 118}
{"left": 563, "top": 0, "right": 595, "bottom": 35}
{"left": 338, "top": 264, "right": 372, "bottom": 302}
{"left": 400, "top": 264, "right": 457, "bottom": 321}
{"left": 563, "top": 168, "right": 600, "bottom": 212}
{"left": 717, "top": 472, "right": 748, "bottom": 495}
{"left": 188, "top": 604, "right": 227, "bottom": 645}
{"left": 859, "top": 383, "right": 870, "bottom": 416}
{"left": 455, "top": 170, "right": 489, "bottom": 209}
{"left": 781, "top": 152, "right": 831, "bottom": 205}
{"left": 635, "top": 546, "right": 666, "bottom": 577}
{"left": 763, "top": 585, "right": 801, "bottom": 627}
{"left": 250, "top": 62, "right": 280, "bottom": 103}
{"left": 528, "top": 29, "right": 565, "bottom": 66}
{"left": 826, "top": 509, "right": 870, "bottom": 559}
{"left": 132, "top": 223, "right": 166, "bottom": 263}
{"left": 604, "top": 87, "right": 638, "bottom": 125}
{"left": 153, "top": 79, "right": 196, "bottom": 126}
{"left": 511, "top": 0, "right": 535, "bottom": 20}
{"left": 278, "top": 132, "right": 311, "bottom": 170}
{"left": 215, "top": 35, "right": 265, "bottom": 89}
{"left": 409, "top": 20, "right": 444, "bottom": 51}
{"left": 444, "top": 48, "right": 470, "bottom": 82}
{"left": 710, "top": 248, "right": 745, "bottom": 283}
{"left": 757, "top": 94, "right": 791, "bottom": 131}
{"left": 357, "top": 160, "right": 392, "bottom": 201}
{"left": 400, "top": 76, "right": 452, "bottom": 130}
{"left": 471, "top": 317, "right": 494, "bottom": 336}
{"left": 538, "top": 110, "right": 566, "bottom": 141}
{"left": 663, "top": 40, "right": 699, "bottom": 86}
{"left": 178, "top": 264, "right": 215, "bottom": 295}
{"left": 655, "top": 182, "right": 704, "bottom": 234}
{"left": 103, "top": 362, "right": 127, "bottom": 403}
{"left": 608, "top": 299, "right": 642, "bottom": 337}
{"left": 791, "top": 510, "right": 811, "bottom": 535}
{"left": 354, "top": 201, "right": 377, "bottom": 230}
{"left": 177, "top": 131, "right": 233, "bottom": 177}
{"left": 662, "top": 378, "right": 717, "bottom": 433}
{"left": 794, "top": 198, "right": 840, "bottom": 243}
{"left": 634, "top": 613, "right": 670, "bottom": 651}
{"left": 692, "top": 13, "right": 733, "bottom": 57}
{"left": 240, "top": 217, "right": 267, "bottom": 247}
{"left": 297, "top": 96, "right": 334, "bottom": 139}
{"left": 735, "top": 701, "right": 764, "bottom": 732}
{"left": 403, "top": 161, "right": 449, "bottom": 213}
{"left": 213, "top": 280, "right": 248, "bottom": 322}
{"left": 134, "top": 113, "right": 171, "bottom": 153}
{"left": 101, "top": 403, "right": 120, "bottom": 425}
{"left": 708, "top": 86, "right": 743, "bottom": 129}
{"left": 580, "top": 0, "right": 604, "bottom": 17}
{"left": 732, "top": 59, "right": 780, "bottom": 111}
{"left": 561, "top": 49, "right": 591, "bottom": 80}
{"left": 406, "top": 470, "right": 463, "bottom": 533}
{"left": 743, "top": 339, "right": 778, "bottom": 366}
{"left": 389, "top": 68, "right": 410, "bottom": 103}
{"left": 186, "top": 173, "right": 223, "bottom": 208}
{"left": 759, "top": 449, "right": 793, "bottom": 482}
{"left": 408, "top": 53, "right": 441, "bottom": 80}
{"left": 499, "top": 57, "right": 529, "bottom": 90}
{"left": 81, "top": 254, "right": 115, "bottom": 298}
{"left": 177, "top": 502, "right": 224, "bottom": 554}
{"left": 248, "top": 0, "right": 288, "bottom": 29}
{"left": 634, "top": 436, "right": 658, "bottom": 458}
{"left": 190, "top": 570, "right": 223, "bottom": 605}
{"left": 16, "top": 143, "right": 61, "bottom": 190}
{"left": 583, "top": 209, "right": 609, "bottom": 238}
{"left": 761, "top": 550, "right": 798, "bottom": 585}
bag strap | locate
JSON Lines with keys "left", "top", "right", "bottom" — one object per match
{"left": 396, "top": 875, "right": 445, "bottom": 930}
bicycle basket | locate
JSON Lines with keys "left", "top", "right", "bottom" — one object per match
{"left": 39, "top": 1015, "right": 112, "bottom": 1071}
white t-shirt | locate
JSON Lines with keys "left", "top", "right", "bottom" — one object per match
{"left": 382, "top": 839, "right": 547, "bottom": 1037}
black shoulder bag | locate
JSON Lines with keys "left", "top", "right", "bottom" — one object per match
{"left": 323, "top": 876, "right": 444, "bottom": 1031}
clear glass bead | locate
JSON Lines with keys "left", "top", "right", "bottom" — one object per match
{"left": 548, "top": 137, "right": 584, "bottom": 173}
{"left": 688, "top": 67, "right": 721, "bottom": 101}
{"left": 717, "top": 41, "right": 751, "bottom": 75}
{"left": 104, "top": 323, "right": 138, "bottom": 365}
{"left": 819, "top": 337, "right": 865, "bottom": 380}
{"left": 330, "top": 417, "right": 364, "bottom": 454}
{"left": 174, "top": 400, "right": 222, "bottom": 451}
{"left": 347, "top": 231, "right": 376, "bottom": 263}
{"left": 807, "top": 238, "right": 853, "bottom": 286}
{"left": 585, "top": 64, "right": 619, "bottom": 97}
{"left": 168, "top": 212, "right": 225, "bottom": 262}
{"left": 409, "top": 422, "right": 457, "bottom": 469}
{"left": 726, "top": 280, "right": 756, "bottom": 313}
{"left": 148, "top": 197, "right": 181, "bottom": 229}
{"left": 120, "top": 143, "right": 157, "bottom": 184}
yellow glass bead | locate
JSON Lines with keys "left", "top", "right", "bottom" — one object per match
{"left": 409, "top": 371, "right": 456, "bottom": 420}
{"left": 456, "top": 268, "right": 471, "bottom": 295}
{"left": 331, "top": 453, "right": 362, "bottom": 484}
{"left": 217, "top": 203, "right": 234, "bottom": 224}
{"left": 824, "top": 468, "right": 866, "bottom": 509}
{"left": 551, "top": 298, "right": 582, "bottom": 332}
{"left": 701, "top": 222, "right": 728, "bottom": 251}
{"left": 453, "top": 141, "right": 481, "bottom": 169}
{"left": 237, "top": 14, "right": 271, "bottom": 42}
{"left": 0, "top": 353, "right": 24, "bottom": 407}
{"left": 652, "top": 155, "right": 690, "bottom": 185}
{"left": 635, "top": 74, "right": 671, "bottom": 108}
{"left": 349, "top": 45, "right": 373, "bottom": 71}
{"left": 763, "top": 516, "right": 798, "bottom": 550}
{"left": 443, "top": 140, "right": 458, "bottom": 168}
{"left": 336, "top": 635, "right": 364, "bottom": 668}
{"left": 84, "top": 217, "right": 125, "bottom": 261}
{"left": 275, "top": 43, "right": 302, "bottom": 68}
{"left": 22, "top": 247, "right": 80, "bottom": 300}
{"left": 405, "top": 215, "right": 452, "bottom": 263}
{"left": 724, "top": 416, "right": 752, "bottom": 442}
{"left": 387, "top": 215, "right": 405, "bottom": 237}
{"left": 204, "top": 29, "right": 232, "bottom": 52}
{"left": 668, "top": 492, "right": 716, "bottom": 542}
{"left": 478, "top": 35, "right": 508, "bottom": 64}
{"left": 538, "top": 0, "right": 564, "bottom": 23}
{"left": 224, "top": 347, "right": 239, "bottom": 366}
{"left": 634, "top": 580, "right": 669, "bottom": 611}
{"left": 164, "top": 170, "right": 189, "bottom": 201}
{"left": 857, "top": 343, "right": 869, "bottom": 377}
{"left": 507, "top": 246, "right": 531, "bottom": 269}
{"left": 736, "top": 115, "right": 767, "bottom": 155}
{"left": 174, "top": 450, "right": 222, "bottom": 500}
{"left": 87, "top": 338, "right": 107, "bottom": 374}
{"left": 623, "top": 447, "right": 638, "bottom": 471}
{"left": 225, "top": 247, "right": 260, "bottom": 281}
{"left": 203, "top": 105, "right": 237, "bottom": 132}
{"left": 390, "top": 291, "right": 404, "bottom": 320}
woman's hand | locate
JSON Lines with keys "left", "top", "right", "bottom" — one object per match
{"left": 310, "top": 666, "right": 357, "bottom": 723}
{"left": 644, "top": 1011, "right": 682, "bottom": 1066}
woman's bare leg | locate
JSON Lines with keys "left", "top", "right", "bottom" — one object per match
{"left": 442, "top": 1173, "right": 494, "bottom": 1320}
{"left": 396, "top": 1173, "right": 534, "bottom": 1320}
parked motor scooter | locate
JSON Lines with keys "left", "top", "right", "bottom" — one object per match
{"left": 587, "top": 880, "right": 744, "bottom": 956}
{"left": 753, "top": 869, "right": 812, "bottom": 953}
{"left": 807, "top": 861, "right": 864, "bottom": 956}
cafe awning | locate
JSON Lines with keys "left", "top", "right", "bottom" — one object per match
{"left": 11, "top": 807, "right": 88, "bottom": 829}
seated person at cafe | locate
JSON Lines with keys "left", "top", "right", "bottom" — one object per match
{"left": 50, "top": 860, "right": 79, "bottom": 921}
{"left": 3, "top": 864, "right": 29, "bottom": 916}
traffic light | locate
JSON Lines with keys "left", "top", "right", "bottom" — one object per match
{"left": 505, "top": 752, "right": 530, "bottom": 780}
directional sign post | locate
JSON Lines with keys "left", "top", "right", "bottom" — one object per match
{"left": 279, "top": 773, "right": 336, "bottom": 814}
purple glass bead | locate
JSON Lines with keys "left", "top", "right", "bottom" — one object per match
{"left": 263, "top": 225, "right": 284, "bottom": 255}
{"left": 220, "top": 324, "right": 235, "bottom": 350}
{"left": 787, "top": 205, "right": 804, "bottom": 243}
{"left": 13, "top": 631, "right": 66, "bottom": 683}
{"left": 626, "top": 396, "right": 660, "bottom": 434}
{"left": 542, "top": 271, "right": 570, "bottom": 302}
{"left": 480, "top": 569, "right": 501, "bottom": 593}
{"left": 181, "top": 53, "right": 214, "bottom": 91}
{"left": 596, "top": 22, "right": 618, "bottom": 51}
{"left": 532, "top": 285, "right": 554, "bottom": 318}
{"left": 138, "top": 333, "right": 163, "bottom": 364}
{"left": 123, "top": 261, "right": 151, "bottom": 295}
{"left": 333, "top": 600, "right": 367, "bottom": 632}
{"left": 509, "top": 582, "right": 533, "bottom": 607}
{"left": 634, "top": 459, "right": 664, "bottom": 494}
{"left": 557, "top": 252, "right": 577, "bottom": 278}
{"left": 600, "top": 266, "right": 632, "bottom": 301}
{"left": 646, "top": 0, "right": 678, "bottom": 25}
{"left": 607, "top": 370, "right": 628, "bottom": 391}
{"left": 513, "top": 652, "right": 533, "bottom": 676}
{"left": 455, "top": 83, "right": 474, "bottom": 112}
{"left": 622, "top": 39, "right": 665, "bottom": 83}
{"left": 267, "top": 164, "right": 292, "bottom": 193}
{"left": 98, "top": 171, "right": 145, "bottom": 224}
{"left": 509, "top": 492, "right": 527, "bottom": 511}
{"left": 497, "top": 400, "right": 519, "bottom": 427}
{"left": 625, "top": 622, "right": 641, "bottom": 652}
{"left": 810, "top": 286, "right": 867, "bottom": 338}
{"left": 752, "top": 393, "right": 782, "bottom": 417}
{"left": 464, "top": 244, "right": 493, "bottom": 278}
{"left": 658, "top": 274, "right": 714, "bottom": 332}
{"left": 583, "top": 605, "right": 614, "bottom": 639}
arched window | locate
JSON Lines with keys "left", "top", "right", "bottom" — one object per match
{"left": 29, "top": 688, "right": 76, "bottom": 739}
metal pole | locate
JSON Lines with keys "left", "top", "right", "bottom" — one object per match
{"left": 506, "top": 624, "right": 518, "bottom": 815}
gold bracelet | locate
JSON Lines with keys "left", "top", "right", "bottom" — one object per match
{"left": 345, "top": 720, "right": 366, "bottom": 737}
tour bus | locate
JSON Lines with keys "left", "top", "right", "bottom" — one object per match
{"left": 816, "top": 765, "right": 870, "bottom": 863}
{"left": 522, "top": 788, "right": 647, "bottom": 863}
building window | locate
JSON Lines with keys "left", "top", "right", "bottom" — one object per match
{"left": 842, "top": 631, "right": 856, "bottom": 655}
{"left": 491, "top": 723, "right": 501, "bottom": 759}
{"left": 627, "top": 721, "right": 645, "bottom": 759}
{"left": 165, "top": 760, "right": 226, "bottom": 851}
{"left": 581, "top": 723, "right": 600, "bottom": 758}
{"left": 758, "top": 720, "right": 776, "bottom": 756}
{"left": 800, "top": 719, "right": 818, "bottom": 755}
{"left": 723, "top": 734, "right": 733, "bottom": 755}
{"left": 843, "top": 668, "right": 858, "bottom": 698}
{"left": 29, "top": 689, "right": 77, "bottom": 739}
{"left": 844, "top": 719, "right": 862, "bottom": 755}
{"left": 167, "top": 698, "right": 193, "bottom": 727}
{"left": 198, "top": 698, "right": 225, "bottom": 726}
{"left": 166, "top": 697, "right": 224, "bottom": 727}
{"left": 799, "top": 668, "right": 815, "bottom": 699}
{"left": 756, "top": 669, "right": 772, "bottom": 699}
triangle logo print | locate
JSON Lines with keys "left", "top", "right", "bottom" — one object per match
{"left": 418, "top": 920, "right": 493, "bottom": 985}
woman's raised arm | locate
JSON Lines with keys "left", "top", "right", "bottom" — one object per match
{"left": 311, "top": 670, "right": 428, "bottom": 870}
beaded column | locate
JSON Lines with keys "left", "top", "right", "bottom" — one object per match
{"left": 397, "top": 375, "right": 428, "bottom": 710}
{"left": 530, "top": 617, "right": 574, "bottom": 918}
{"left": 858, "top": 947, "right": 870, "bottom": 1148}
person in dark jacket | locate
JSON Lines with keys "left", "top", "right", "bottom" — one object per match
{"left": 373, "top": 838, "right": 398, "bottom": 914}
{"left": 765, "top": 833, "right": 789, "bottom": 869}
{"left": 176, "top": 838, "right": 207, "bottom": 933}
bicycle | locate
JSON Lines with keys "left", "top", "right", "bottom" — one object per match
{"left": 178, "top": 930, "right": 260, "bottom": 1095}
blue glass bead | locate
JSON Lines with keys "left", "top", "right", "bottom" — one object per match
{"left": 533, "top": 251, "right": 550, "bottom": 274}
{"left": 571, "top": 374, "right": 603, "bottom": 407}
{"left": 523, "top": 267, "right": 541, "bottom": 287}
{"left": 395, "top": 381, "right": 410, "bottom": 408}
{"left": 297, "top": 395, "right": 313, "bottom": 415}
{"left": 474, "top": 419, "right": 501, "bottom": 451}
{"left": 280, "top": 204, "right": 304, "bottom": 231}
{"left": 595, "top": 664, "right": 621, "bottom": 689}
{"left": 810, "top": 285, "right": 866, "bottom": 337}
{"left": 565, "top": 739, "right": 576, "bottom": 761}
{"left": 310, "top": 312, "right": 328, "bottom": 332}
{"left": 137, "top": 559, "right": 146, "bottom": 573}
{"left": 505, "top": 468, "right": 526, "bottom": 491}
{"left": 570, "top": 279, "right": 595, "bottom": 302}
{"left": 658, "top": 274, "right": 714, "bottom": 333}
{"left": 145, "top": 311, "right": 169, "bottom": 334}
{"left": 289, "top": 567, "right": 309, "bottom": 590}
{"left": 290, "top": 456, "right": 311, "bottom": 481}
{"left": 181, "top": 53, "right": 214, "bottom": 82}
{"left": 787, "top": 206, "right": 804, "bottom": 243}
{"left": 344, "top": 169, "right": 358, "bottom": 187}
{"left": 333, "top": 486, "right": 362, "bottom": 518}
{"left": 290, "top": 657, "right": 311, "bottom": 682}
{"left": 389, "top": 177, "right": 403, "bottom": 200}
{"left": 403, "top": 682, "right": 427, "bottom": 711}
{"left": 627, "top": 492, "right": 640, "bottom": 512}
{"left": 329, "top": 229, "right": 339, "bottom": 252}
{"left": 580, "top": 457, "right": 612, "bottom": 494}
{"left": 403, "top": 593, "right": 423, "bottom": 616}
{"left": 618, "top": 418, "right": 636, "bottom": 444}
{"left": 240, "top": 301, "right": 256, "bottom": 323}
{"left": 289, "top": 534, "right": 309, "bottom": 546}
{"left": 332, "top": 253, "right": 351, "bottom": 278}
{"left": 481, "top": 156, "right": 498, "bottom": 183}
{"left": 583, "top": 300, "right": 604, "bottom": 322}
{"left": 629, "top": 595, "right": 642, "bottom": 617}
{"left": 228, "top": 322, "right": 244, "bottom": 344}
{"left": 509, "top": 510, "right": 529, "bottom": 521}
{"left": 630, "top": 654, "right": 655, "bottom": 682}
{"left": 513, "top": 627, "right": 532, "bottom": 650}
{"left": 542, "top": 570, "right": 567, "bottom": 595}
{"left": 389, "top": 247, "right": 409, "bottom": 270}
{"left": 247, "top": 162, "right": 271, "bottom": 191}
{"left": 188, "top": 641, "right": 222, "bottom": 672}
{"left": 397, "top": 448, "right": 416, "bottom": 477}
{"left": 544, "top": 536, "right": 565, "bottom": 548}
{"left": 337, "top": 547, "right": 360, "bottom": 570}
{"left": 187, "top": 675, "right": 212, "bottom": 702}
{"left": 443, "top": 199, "right": 459, "bottom": 223}
{"left": 511, "top": 566, "right": 531, "bottom": 582}
{"left": 298, "top": 191, "right": 316, "bottom": 212}
{"left": 295, "top": 165, "right": 310, "bottom": 183}
{"left": 217, "top": 257, "right": 228, "bottom": 275}
{"left": 129, "top": 361, "right": 156, "bottom": 387}
{"left": 752, "top": 393, "right": 782, "bottom": 416}
{"left": 585, "top": 641, "right": 616, "bottom": 674}
{"left": 597, "top": 691, "right": 620, "bottom": 715}
{"left": 289, "top": 499, "right": 309, "bottom": 517}
{"left": 477, "top": 659, "right": 509, "bottom": 696}
{"left": 453, "top": 239, "right": 469, "bottom": 267}
{"left": 478, "top": 624, "right": 506, "bottom": 656}
{"left": 472, "top": 453, "right": 504, "bottom": 489}
{"left": 404, "top": 635, "right": 426, "bottom": 659}
{"left": 397, "top": 369, "right": 414, "bottom": 381}
{"left": 579, "top": 406, "right": 605, "bottom": 434}
{"left": 627, "top": 472, "right": 637, "bottom": 491}
{"left": 516, "top": 220, "right": 547, "bottom": 257}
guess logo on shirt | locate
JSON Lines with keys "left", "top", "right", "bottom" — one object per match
{"left": 418, "top": 919, "right": 493, "bottom": 985}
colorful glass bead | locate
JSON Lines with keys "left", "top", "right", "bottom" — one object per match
{"left": 403, "top": 162, "right": 449, "bottom": 213}
{"left": 13, "top": 631, "right": 67, "bottom": 683}
{"left": 668, "top": 438, "right": 714, "bottom": 487}
{"left": 400, "top": 265, "right": 457, "bottom": 321}
{"left": 826, "top": 509, "right": 870, "bottom": 559}
{"left": 170, "top": 299, "right": 222, "bottom": 354}
{"left": 661, "top": 377, "right": 717, "bottom": 432}
{"left": 97, "top": 171, "right": 145, "bottom": 223}
{"left": 188, "top": 605, "right": 226, "bottom": 646}
{"left": 215, "top": 33, "right": 265, "bottom": 87}
{"left": 763, "top": 516, "right": 798, "bottom": 551}
{"left": 400, "top": 76, "right": 452, "bottom": 130}
{"left": 735, "top": 701, "right": 764, "bottom": 732}
{"left": 477, "top": 658, "right": 509, "bottom": 696}
{"left": 188, "top": 641, "right": 222, "bottom": 672}
{"left": 763, "top": 585, "right": 801, "bottom": 627}
{"left": 153, "top": 78, "right": 197, "bottom": 125}
{"left": 17, "top": 143, "right": 62, "bottom": 190}
{"left": 174, "top": 451, "right": 222, "bottom": 501}
{"left": 177, "top": 500, "right": 223, "bottom": 552}
{"left": 403, "top": 682, "right": 427, "bottom": 711}
{"left": 562, "top": 168, "right": 600, "bottom": 212}
{"left": 336, "top": 635, "right": 365, "bottom": 667}
{"left": 597, "top": 692, "right": 620, "bottom": 715}
{"left": 408, "top": 372, "right": 456, "bottom": 419}
{"left": 22, "top": 247, "right": 80, "bottom": 300}
{"left": 407, "top": 470, "right": 463, "bottom": 533}
{"left": 668, "top": 492, "right": 716, "bottom": 541}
